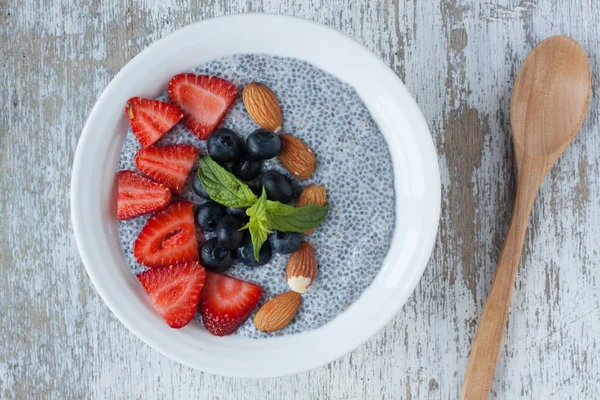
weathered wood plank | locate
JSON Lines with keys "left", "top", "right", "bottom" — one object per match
{"left": 1, "top": 0, "right": 599, "bottom": 398}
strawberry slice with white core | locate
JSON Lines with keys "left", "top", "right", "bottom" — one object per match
{"left": 137, "top": 262, "right": 206, "bottom": 328}
{"left": 168, "top": 74, "right": 237, "bottom": 140}
{"left": 198, "top": 271, "right": 263, "bottom": 336}
{"left": 117, "top": 170, "right": 171, "bottom": 220}
{"left": 126, "top": 97, "right": 183, "bottom": 148}
{"left": 134, "top": 201, "right": 199, "bottom": 268}
{"left": 134, "top": 144, "right": 199, "bottom": 194}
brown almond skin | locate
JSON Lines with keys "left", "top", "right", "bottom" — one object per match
{"left": 297, "top": 185, "right": 327, "bottom": 234}
{"left": 242, "top": 82, "right": 283, "bottom": 132}
{"left": 286, "top": 242, "right": 317, "bottom": 293}
{"left": 254, "top": 291, "right": 302, "bottom": 333}
{"left": 278, "top": 134, "right": 317, "bottom": 180}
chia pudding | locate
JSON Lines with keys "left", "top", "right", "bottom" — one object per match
{"left": 118, "top": 54, "right": 395, "bottom": 338}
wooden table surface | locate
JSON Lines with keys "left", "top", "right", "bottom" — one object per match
{"left": 2, "top": 1, "right": 599, "bottom": 399}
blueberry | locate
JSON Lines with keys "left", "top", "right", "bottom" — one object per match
{"left": 207, "top": 128, "right": 244, "bottom": 162}
{"left": 237, "top": 232, "right": 272, "bottom": 267}
{"left": 216, "top": 216, "right": 245, "bottom": 250}
{"left": 268, "top": 230, "right": 303, "bottom": 254}
{"left": 259, "top": 170, "right": 294, "bottom": 203}
{"left": 247, "top": 180, "right": 262, "bottom": 196}
{"left": 226, "top": 207, "right": 249, "bottom": 222}
{"left": 246, "top": 129, "right": 281, "bottom": 160}
{"left": 200, "top": 238, "right": 234, "bottom": 272}
{"left": 195, "top": 202, "right": 226, "bottom": 232}
{"left": 191, "top": 172, "right": 211, "bottom": 199}
{"left": 232, "top": 152, "right": 262, "bottom": 181}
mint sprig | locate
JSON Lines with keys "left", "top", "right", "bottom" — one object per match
{"left": 266, "top": 201, "right": 329, "bottom": 232}
{"left": 197, "top": 156, "right": 328, "bottom": 261}
{"left": 241, "top": 188, "right": 271, "bottom": 261}
{"left": 197, "top": 157, "right": 257, "bottom": 208}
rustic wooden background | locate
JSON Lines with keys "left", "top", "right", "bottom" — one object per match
{"left": 2, "top": 0, "right": 599, "bottom": 398}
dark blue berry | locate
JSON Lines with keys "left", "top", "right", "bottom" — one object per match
{"left": 268, "top": 230, "right": 303, "bottom": 254}
{"left": 216, "top": 216, "right": 245, "bottom": 250}
{"left": 207, "top": 128, "right": 244, "bottom": 162}
{"left": 195, "top": 202, "right": 226, "bottom": 232}
{"left": 237, "top": 232, "right": 272, "bottom": 267}
{"left": 200, "top": 238, "right": 234, "bottom": 272}
{"left": 232, "top": 152, "right": 262, "bottom": 181}
{"left": 226, "top": 207, "right": 249, "bottom": 222}
{"left": 259, "top": 170, "right": 294, "bottom": 203}
{"left": 246, "top": 129, "right": 281, "bottom": 160}
{"left": 191, "top": 172, "right": 211, "bottom": 199}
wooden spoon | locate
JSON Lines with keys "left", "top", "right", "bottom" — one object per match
{"left": 461, "top": 36, "right": 591, "bottom": 400}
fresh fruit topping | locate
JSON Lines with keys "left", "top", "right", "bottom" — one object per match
{"left": 195, "top": 202, "right": 226, "bottom": 232}
{"left": 168, "top": 74, "right": 237, "bottom": 140}
{"left": 286, "top": 241, "right": 317, "bottom": 294}
{"left": 226, "top": 206, "right": 249, "bottom": 222}
{"left": 117, "top": 170, "right": 171, "bottom": 220}
{"left": 207, "top": 128, "right": 244, "bottom": 162}
{"left": 232, "top": 152, "right": 262, "bottom": 181}
{"left": 200, "top": 238, "right": 234, "bottom": 272}
{"left": 268, "top": 230, "right": 303, "bottom": 254}
{"left": 246, "top": 129, "right": 281, "bottom": 160}
{"left": 134, "top": 201, "right": 199, "bottom": 268}
{"left": 296, "top": 185, "right": 327, "bottom": 234}
{"left": 135, "top": 144, "right": 199, "bottom": 194}
{"left": 126, "top": 97, "right": 183, "bottom": 148}
{"left": 254, "top": 291, "right": 301, "bottom": 333}
{"left": 136, "top": 262, "right": 206, "bottom": 328}
{"left": 237, "top": 231, "right": 272, "bottom": 267}
{"left": 216, "top": 215, "right": 245, "bottom": 250}
{"left": 259, "top": 170, "right": 294, "bottom": 203}
{"left": 191, "top": 171, "right": 211, "bottom": 199}
{"left": 198, "top": 271, "right": 263, "bottom": 336}
{"left": 242, "top": 82, "right": 283, "bottom": 133}
{"left": 278, "top": 134, "right": 316, "bottom": 180}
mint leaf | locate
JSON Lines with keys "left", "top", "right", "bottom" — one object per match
{"left": 241, "top": 188, "right": 271, "bottom": 261}
{"left": 197, "top": 157, "right": 257, "bottom": 208}
{"left": 265, "top": 201, "right": 328, "bottom": 232}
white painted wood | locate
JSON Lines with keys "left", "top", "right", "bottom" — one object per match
{"left": 2, "top": 0, "right": 599, "bottom": 398}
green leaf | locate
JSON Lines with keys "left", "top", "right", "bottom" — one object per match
{"left": 265, "top": 201, "right": 328, "bottom": 233}
{"left": 197, "top": 157, "right": 257, "bottom": 208}
{"left": 241, "top": 188, "right": 271, "bottom": 261}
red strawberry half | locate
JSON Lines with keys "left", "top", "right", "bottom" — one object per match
{"left": 126, "top": 97, "right": 183, "bottom": 148}
{"left": 198, "top": 271, "right": 263, "bottom": 336}
{"left": 168, "top": 74, "right": 237, "bottom": 140}
{"left": 134, "top": 201, "right": 199, "bottom": 268}
{"left": 137, "top": 262, "right": 206, "bottom": 328}
{"left": 135, "top": 144, "right": 199, "bottom": 194}
{"left": 117, "top": 170, "right": 171, "bottom": 220}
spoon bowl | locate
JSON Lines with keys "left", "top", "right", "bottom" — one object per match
{"left": 510, "top": 36, "right": 591, "bottom": 166}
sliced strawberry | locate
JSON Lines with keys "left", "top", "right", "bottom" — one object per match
{"left": 134, "top": 201, "right": 199, "bottom": 268}
{"left": 198, "top": 271, "right": 263, "bottom": 336}
{"left": 126, "top": 97, "right": 183, "bottom": 148}
{"left": 134, "top": 144, "right": 199, "bottom": 194}
{"left": 168, "top": 74, "right": 237, "bottom": 140}
{"left": 117, "top": 170, "right": 171, "bottom": 220}
{"left": 137, "top": 262, "right": 206, "bottom": 328}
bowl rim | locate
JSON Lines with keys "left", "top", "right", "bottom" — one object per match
{"left": 71, "top": 13, "right": 440, "bottom": 377}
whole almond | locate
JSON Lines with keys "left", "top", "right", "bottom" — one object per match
{"left": 296, "top": 185, "right": 327, "bottom": 234}
{"left": 286, "top": 241, "right": 317, "bottom": 294}
{"left": 254, "top": 291, "right": 302, "bottom": 333}
{"left": 242, "top": 82, "right": 283, "bottom": 132}
{"left": 278, "top": 134, "right": 317, "bottom": 180}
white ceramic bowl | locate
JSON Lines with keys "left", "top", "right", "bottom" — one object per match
{"left": 71, "top": 14, "right": 440, "bottom": 377}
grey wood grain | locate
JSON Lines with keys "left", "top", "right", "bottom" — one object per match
{"left": 2, "top": 0, "right": 599, "bottom": 398}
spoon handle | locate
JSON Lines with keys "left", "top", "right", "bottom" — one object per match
{"left": 461, "top": 169, "right": 542, "bottom": 400}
